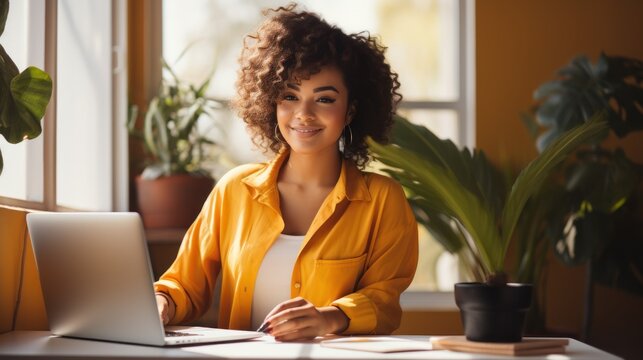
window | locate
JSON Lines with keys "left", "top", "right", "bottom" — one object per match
{"left": 2, "top": 0, "right": 474, "bottom": 311}
{"left": 162, "top": 0, "right": 475, "bottom": 307}
{"left": 0, "top": 0, "right": 45, "bottom": 203}
{"left": 0, "top": 0, "right": 128, "bottom": 212}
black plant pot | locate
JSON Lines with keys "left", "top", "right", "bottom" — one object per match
{"left": 455, "top": 282, "right": 533, "bottom": 342}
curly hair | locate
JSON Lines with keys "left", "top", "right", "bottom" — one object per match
{"left": 232, "top": 4, "right": 402, "bottom": 168}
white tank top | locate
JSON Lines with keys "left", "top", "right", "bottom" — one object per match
{"left": 251, "top": 233, "right": 305, "bottom": 330}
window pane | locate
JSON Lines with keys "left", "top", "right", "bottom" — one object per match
{"left": 398, "top": 109, "right": 460, "bottom": 146}
{"left": 163, "top": 0, "right": 284, "bottom": 99}
{"left": 0, "top": 0, "right": 45, "bottom": 201}
{"left": 408, "top": 225, "right": 461, "bottom": 291}
{"left": 162, "top": 0, "right": 459, "bottom": 101}
{"left": 394, "top": 109, "right": 462, "bottom": 292}
{"left": 307, "top": 0, "right": 460, "bottom": 101}
{"left": 376, "top": 0, "right": 459, "bottom": 101}
{"left": 56, "top": 0, "right": 112, "bottom": 211}
{"left": 161, "top": 0, "right": 466, "bottom": 296}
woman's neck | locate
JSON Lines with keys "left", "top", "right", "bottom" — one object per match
{"left": 279, "top": 149, "right": 342, "bottom": 188}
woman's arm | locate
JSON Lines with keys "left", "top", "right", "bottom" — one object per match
{"left": 153, "top": 189, "right": 222, "bottom": 324}
{"left": 330, "top": 181, "right": 419, "bottom": 334}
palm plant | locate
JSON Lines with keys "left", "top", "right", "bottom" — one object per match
{"left": 368, "top": 114, "right": 609, "bottom": 285}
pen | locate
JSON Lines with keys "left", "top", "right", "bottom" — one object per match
{"left": 256, "top": 322, "right": 269, "bottom": 333}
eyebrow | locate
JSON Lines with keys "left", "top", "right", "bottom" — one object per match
{"left": 286, "top": 83, "right": 340, "bottom": 93}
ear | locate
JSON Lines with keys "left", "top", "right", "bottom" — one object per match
{"left": 346, "top": 104, "right": 356, "bottom": 125}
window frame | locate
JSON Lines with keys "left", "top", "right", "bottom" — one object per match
{"left": 398, "top": 0, "right": 474, "bottom": 310}
{"left": 0, "top": 0, "right": 474, "bottom": 311}
{"left": 155, "top": 0, "right": 476, "bottom": 310}
{"left": 0, "top": 0, "right": 129, "bottom": 212}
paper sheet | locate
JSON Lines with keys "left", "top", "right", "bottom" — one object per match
{"left": 320, "top": 336, "right": 433, "bottom": 353}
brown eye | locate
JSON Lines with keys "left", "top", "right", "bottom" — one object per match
{"left": 318, "top": 97, "right": 336, "bottom": 104}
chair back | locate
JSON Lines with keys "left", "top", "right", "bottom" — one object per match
{"left": 0, "top": 205, "right": 48, "bottom": 333}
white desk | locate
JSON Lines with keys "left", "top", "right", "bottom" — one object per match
{"left": 0, "top": 331, "right": 621, "bottom": 360}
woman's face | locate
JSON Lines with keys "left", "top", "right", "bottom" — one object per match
{"left": 276, "top": 66, "right": 350, "bottom": 157}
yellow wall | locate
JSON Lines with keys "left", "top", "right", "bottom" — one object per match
{"left": 477, "top": 0, "right": 643, "bottom": 357}
{"left": 476, "top": 0, "right": 643, "bottom": 167}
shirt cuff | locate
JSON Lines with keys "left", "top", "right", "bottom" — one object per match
{"left": 330, "top": 293, "right": 377, "bottom": 334}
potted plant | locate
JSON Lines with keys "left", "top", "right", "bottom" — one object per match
{"left": 0, "top": 0, "right": 52, "bottom": 176}
{"left": 524, "top": 52, "right": 643, "bottom": 339}
{"left": 128, "top": 59, "right": 224, "bottom": 229}
{"left": 368, "top": 114, "right": 608, "bottom": 342}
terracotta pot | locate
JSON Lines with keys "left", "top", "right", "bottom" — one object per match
{"left": 455, "top": 282, "right": 532, "bottom": 342}
{"left": 135, "top": 174, "right": 214, "bottom": 229}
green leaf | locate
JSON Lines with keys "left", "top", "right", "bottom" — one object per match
{"left": 369, "top": 137, "right": 502, "bottom": 276}
{"left": 421, "top": 211, "right": 464, "bottom": 254}
{"left": 389, "top": 115, "right": 456, "bottom": 172}
{"left": 0, "top": 13, "right": 52, "bottom": 176}
{"left": 534, "top": 53, "right": 643, "bottom": 149}
{"left": 177, "top": 101, "right": 202, "bottom": 137}
{"left": 501, "top": 113, "right": 609, "bottom": 255}
{"left": 390, "top": 117, "right": 506, "bottom": 223}
{"left": 0, "top": 44, "right": 20, "bottom": 129}
{"left": 0, "top": 63, "right": 51, "bottom": 143}
{"left": 0, "top": 0, "right": 8, "bottom": 37}
{"left": 131, "top": 53, "right": 221, "bottom": 177}
{"left": 12, "top": 66, "right": 52, "bottom": 117}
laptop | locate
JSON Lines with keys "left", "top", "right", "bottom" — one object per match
{"left": 26, "top": 212, "right": 261, "bottom": 346}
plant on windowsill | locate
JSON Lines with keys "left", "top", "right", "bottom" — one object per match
{"left": 523, "top": 52, "right": 643, "bottom": 340}
{"left": 368, "top": 114, "right": 608, "bottom": 342}
{"left": 0, "top": 0, "right": 52, "bottom": 176}
{"left": 128, "top": 58, "right": 224, "bottom": 229}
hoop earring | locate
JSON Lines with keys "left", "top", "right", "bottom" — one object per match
{"left": 274, "top": 124, "right": 285, "bottom": 143}
{"left": 344, "top": 125, "right": 353, "bottom": 146}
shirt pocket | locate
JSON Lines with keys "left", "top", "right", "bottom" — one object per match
{"left": 308, "top": 254, "right": 367, "bottom": 305}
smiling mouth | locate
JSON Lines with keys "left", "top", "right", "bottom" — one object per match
{"left": 290, "top": 127, "right": 322, "bottom": 134}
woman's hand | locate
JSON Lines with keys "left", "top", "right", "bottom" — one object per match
{"left": 260, "top": 297, "right": 349, "bottom": 341}
{"left": 155, "top": 293, "right": 175, "bottom": 325}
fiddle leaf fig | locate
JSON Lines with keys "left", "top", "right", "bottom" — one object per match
{"left": 0, "top": 65, "right": 52, "bottom": 143}
{"left": 534, "top": 53, "right": 642, "bottom": 152}
{"left": 0, "top": 0, "right": 8, "bottom": 37}
{"left": 0, "top": 0, "right": 53, "bottom": 175}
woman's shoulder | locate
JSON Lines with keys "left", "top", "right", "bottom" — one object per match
{"left": 215, "top": 162, "right": 267, "bottom": 189}
{"left": 360, "top": 170, "right": 405, "bottom": 198}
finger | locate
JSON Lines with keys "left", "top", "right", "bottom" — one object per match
{"left": 262, "top": 297, "right": 309, "bottom": 328}
{"left": 273, "top": 326, "right": 318, "bottom": 342}
{"left": 158, "top": 306, "right": 168, "bottom": 325}
{"left": 269, "top": 307, "right": 324, "bottom": 338}
{"left": 269, "top": 314, "right": 313, "bottom": 337}
{"left": 264, "top": 297, "right": 307, "bottom": 320}
{"left": 156, "top": 298, "right": 168, "bottom": 325}
{"left": 266, "top": 302, "right": 316, "bottom": 330}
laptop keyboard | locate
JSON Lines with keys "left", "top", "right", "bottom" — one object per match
{"left": 165, "top": 330, "right": 201, "bottom": 337}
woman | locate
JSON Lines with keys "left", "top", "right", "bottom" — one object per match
{"left": 154, "top": 5, "right": 418, "bottom": 342}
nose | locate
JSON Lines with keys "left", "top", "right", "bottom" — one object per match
{"left": 295, "top": 100, "right": 314, "bottom": 122}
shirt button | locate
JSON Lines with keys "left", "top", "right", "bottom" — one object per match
{"left": 294, "top": 282, "right": 301, "bottom": 289}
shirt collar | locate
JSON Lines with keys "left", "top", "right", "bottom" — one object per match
{"left": 242, "top": 149, "right": 371, "bottom": 202}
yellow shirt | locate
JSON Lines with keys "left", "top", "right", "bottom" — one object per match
{"left": 154, "top": 150, "right": 419, "bottom": 334}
